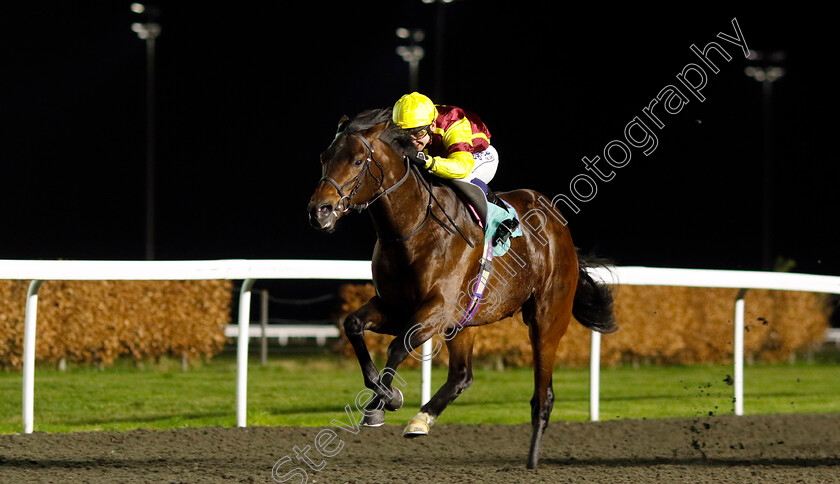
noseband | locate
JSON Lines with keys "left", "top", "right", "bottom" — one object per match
{"left": 319, "top": 133, "right": 411, "bottom": 213}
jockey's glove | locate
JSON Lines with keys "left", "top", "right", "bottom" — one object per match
{"left": 407, "top": 151, "right": 431, "bottom": 169}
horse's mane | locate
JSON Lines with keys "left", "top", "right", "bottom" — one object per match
{"left": 341, "top": 108, "right": 417, "bottom": 157}
{"left": 342, "top": 108, "right": 391, "bottom": 132}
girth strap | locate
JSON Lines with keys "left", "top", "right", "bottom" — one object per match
{"left": 456, "top": 239, "right": 494, "bottom": 327}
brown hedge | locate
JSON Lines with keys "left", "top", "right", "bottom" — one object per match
{"left": 334, "top": 283, "right": 831, "bottom": 368}
{"left": 0, "top": 280, "right": 232, "bottom": 369}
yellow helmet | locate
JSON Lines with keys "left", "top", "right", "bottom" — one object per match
{"left": 392, "top": 92, "right": 438, "bottom": 129}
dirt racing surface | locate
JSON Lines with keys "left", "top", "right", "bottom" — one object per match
{"left": 1, "top": 413, "right": 838, "bottom": 483}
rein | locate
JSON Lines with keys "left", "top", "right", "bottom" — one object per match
{"left": 403, "top": 169, "right": 475, "bottom": 248}
{"left": 319, "top": 132, "right": 473, "bottom": 247}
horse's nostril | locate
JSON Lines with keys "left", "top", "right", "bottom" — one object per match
{"left": 308, "top": 202, "right": 336, "bottom": 231}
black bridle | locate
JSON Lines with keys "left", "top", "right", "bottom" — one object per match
{"left": 318, "top": 131, "right": 473, "bottom": 247}
{"left": 319, "top": 133, "right": 411, "bottom": 214}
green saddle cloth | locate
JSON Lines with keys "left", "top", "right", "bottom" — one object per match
{"left": 484, "top": 200, "right": 523, "bottom": 257}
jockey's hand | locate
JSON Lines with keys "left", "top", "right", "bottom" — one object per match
{"left": 407, "top": 151, "right": 430, "bottom": 168}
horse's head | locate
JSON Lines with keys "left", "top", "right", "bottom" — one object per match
{"left": 308, "top": 110, "right": 413, "bottom": 232}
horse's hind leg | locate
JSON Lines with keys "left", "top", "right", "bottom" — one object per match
{"left": 404, "top": 326, "right": 477, "bottom": 437}
{"left": 522, "top": 295, "right": 573, "bottom": 469}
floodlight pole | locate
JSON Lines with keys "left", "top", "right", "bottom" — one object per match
{"left": 396, "top": 28, "right": 425, "bottom": 92}
{"left": 744, "top": 50, "right": 786, "bottom": 271}
{"left": 132, "top": 18, "right": 161, "bottom": 260}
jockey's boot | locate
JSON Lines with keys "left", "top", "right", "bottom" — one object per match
{"left": 485, "top": 189, "right": 507, "bottom": 210}
{"left": 486, "top": 190, "right": 519, "bottom": 247}
{"left": 493, "top": 218, "right": 519, "bottom": 248}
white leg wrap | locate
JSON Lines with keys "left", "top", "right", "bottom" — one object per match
{"left": 403, "top": 411, "right": 437, "bottom": 437}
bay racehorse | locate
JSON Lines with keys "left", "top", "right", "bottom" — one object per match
{"left": 307, "top": 108, "right": 617, "bottom": 469}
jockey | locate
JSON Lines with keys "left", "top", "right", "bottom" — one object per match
{"left": 392, "top": 92, "right": 519, "bottom": 248}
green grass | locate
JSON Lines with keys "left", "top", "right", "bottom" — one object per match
{"left": 0, "top": 351, "right": 837, "bottom": 434}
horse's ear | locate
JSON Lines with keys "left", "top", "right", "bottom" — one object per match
{"left": 336, "top": 115, "right": 350, "bottom": 134}
{"left": 368, "top": 121, "right": 388, "bottom": 137}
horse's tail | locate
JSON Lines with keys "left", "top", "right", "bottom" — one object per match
{"left": 572, "top": 250, "right": 618, "bottom": 334}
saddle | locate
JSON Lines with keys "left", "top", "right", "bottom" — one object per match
{"left": 448, "top": 179, "right": 489, "bottom": 229}
{"left": 447, "top": 179, "right": 523, "bottom": 257}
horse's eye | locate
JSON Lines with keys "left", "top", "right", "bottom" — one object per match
{"left": 354, "top": 159, "right": 363, "bottom": 166}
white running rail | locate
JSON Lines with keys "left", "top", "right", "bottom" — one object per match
{"left": 586, "top": 266, "right": 840, "bottom": 421}
{"left": 3, "top": 259, "right": 377, "bottom": 434}
{"left": 3, "top": 259, "right": 839, "bottom": 433}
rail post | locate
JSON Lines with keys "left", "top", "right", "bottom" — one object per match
{"left": 734, "top": 288, "right": 748, "bottom": 416}
{"left": 260, "top": 289, "right": 269, "bottom": 366}
{"left": 22, "top": 279, "right": 44, "bottom": 434}
{"left": 590, "top": 330, "right": 601, "bottom": 422}
{"left": 421, "top": 340, "right": 432, "bottom": 405}
{"left": 237, "top": 279, "right": 256, "bottom": 427}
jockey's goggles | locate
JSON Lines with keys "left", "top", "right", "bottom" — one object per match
{"left": 407, "top": 125, "right": 431, "bottom": 139}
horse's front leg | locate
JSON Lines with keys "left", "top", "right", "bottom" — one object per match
{"left": 342, "top": 296, "right": 405, "bottom": 426}
{"left": 363, "top": 301, "right": 451, "bottom": 429}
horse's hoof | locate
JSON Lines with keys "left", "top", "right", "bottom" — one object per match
{"left": 361, "top": 409, "right": 386, "bottom": 428}
{"left": 383, "top": 387, "right": 404, "bottom": 411}
{"left": 403, "top": 412, "right": 436, "bottom": 438}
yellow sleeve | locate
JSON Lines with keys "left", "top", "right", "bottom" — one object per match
{"left": 423, "top": 117, "right": 476, "bottom": 179}
{"left": 425, "top": 151, "right": 475, "bottom": 179}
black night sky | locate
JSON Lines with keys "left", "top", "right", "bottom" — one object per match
{"left": 2, "top": 2, "right": 838, "bottom": 281}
